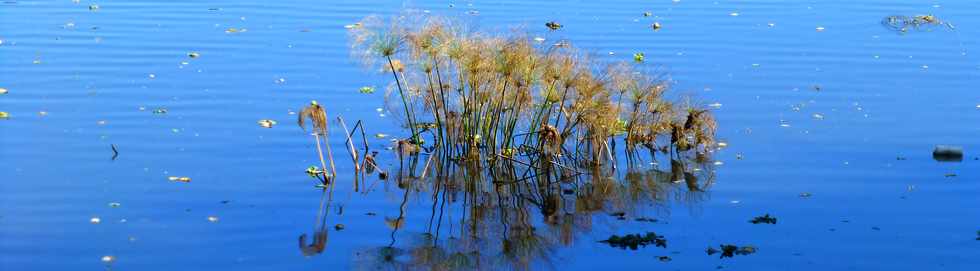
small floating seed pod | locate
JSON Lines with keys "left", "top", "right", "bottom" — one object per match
{"left": 933, "top": 145, "right": 963, "bottom": 162}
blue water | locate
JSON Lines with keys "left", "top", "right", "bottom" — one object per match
{"left": 2, "top": 0, "right": 979, "bottom": 270}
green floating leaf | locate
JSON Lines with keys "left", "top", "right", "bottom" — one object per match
{"left": 633, "top": 52, "right": 645, "bottom": 63}
{"left": 359, "top": 86, "right": 376, "bottom": 94}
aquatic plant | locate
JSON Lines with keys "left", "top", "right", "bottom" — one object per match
{"left": 347, "top": 13, "right": 719, "bottom": 174}
{"left": 298, "top": 101, "right": 336, "bottom": 185}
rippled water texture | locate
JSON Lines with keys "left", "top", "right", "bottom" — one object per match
{"left": 2, "top": 0, "right": 979, "bottom": 270}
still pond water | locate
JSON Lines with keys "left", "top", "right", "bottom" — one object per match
{"left": 1, "top": 0, "right": 979, "bottom": 270}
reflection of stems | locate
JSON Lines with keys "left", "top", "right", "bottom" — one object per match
{"left": 300, "top": 187, "right": 333, "bottom": 256}
{"left": 389, "top": 179, "right": 412, "bottom": 247}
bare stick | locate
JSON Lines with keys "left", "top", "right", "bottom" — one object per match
{"left": 418, "top": 154, "right": 436, "bottom": 180}
{"left": 110, "top": 144, "right": 119, "bottom": 160}
{"left": 312, "top": 134, "right": 331, "bottom": 184}
{"left": 337, "top": 116, "right": 361, "bottom": 172}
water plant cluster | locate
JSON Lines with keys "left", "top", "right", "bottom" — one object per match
{"left": 347, "top": 14, "right": 718, "bottom": 174}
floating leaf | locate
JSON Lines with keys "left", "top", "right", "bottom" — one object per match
{"left": 707, "top": 244, "right": 757, "bottom": 258}
{"left": 0, "top": 88, "right": 7, "bottom": 95}
{"left": 0, "top": 112, "right": 8, "bottom": 119}
{"left": 545, "top": 21, "right": 562, "bottom": 30}
{"left": 188, "top": 52, "right": 200, "bottom": 58}
{"left": 305, "top": 166, "right": 323, "bottom": 177}
{"left": 633, "top": 52, "right": 645, "bottom": 63}
{"left": 359, "top": 86, "right": 376, "bottom": 94}
{"left": 749, "top": 214, "right": 777, "bottom": 224}
{"left": 257, "top": 119, "right": 277, "bottom": 128}
{"left": 168, "top": 176, "right": 191, "bottom": 182}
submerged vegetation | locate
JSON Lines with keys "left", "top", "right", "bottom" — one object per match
{"left": 599, "top": 232, "right": 667, "bottom": 250}
{"left": 881, "top": 15, "right": 953, "bottom": 33}
{"left": 347, "top": 13, "right": 718, "bottom": 176}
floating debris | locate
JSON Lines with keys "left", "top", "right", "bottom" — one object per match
{"left": 799, "top": 192, "right": 812, "bottom": 198}
{"left": 545, "top": 21, "right": 562, "bottom": 30}
{"left": 225, "top": 28, "right": 246, "bottom": 33}
{"left": 749, "top": 214, "right": 777, "bottom": 224}
{"left": 88, "top": 4, "right": 99, "bottom": 11}
{"left": 707, "top": 244, "right": 757, "bottom": 258}
{"left": 882, "top": 15, "right": 952, "bottom": 33}
{"left": 643, "top": 11, "right": 652, "bottom": 17}
{"left": 633, "top": 52, "right": 645, "bottom": 63}
{"left": 108, "top": 202, "right": 121, "bottom": 208}
{"left": 729, "top": 12, "right": 739, "bottom": 17}
{"left": 152, "top": 108, "right": 167, "bottom": 114}
{"left": 933, "top": 145, "right": 963, "bottom": 162}
{"left": 100, "top": 255, "right": 114, "bottom": 263}
{"left": 944, "top": 173, "right": 957, "bottom": 178}
{"left": 812, "top": 113, "right": 824, "bottom": 120}
{"left": 0, "top": 112, "right": 8, "bottom": 119}
{"left": 359, "top": 86, "right": 376, "bottom": 94}
{"left": 168, "top": 176, "right": 192, "bottom": 182}
{"left": 207, "top": 216, "right": 219, "bottom": 223}
{"left": 0, "top": 88, "right": 7, "bottom": 95}
{"left": 90, "top": 217, "right": 101, "bottom": 224}
{"left": 599, "top": 232, "right": 667, "bottom": 250}
{"left": 344, "top": 22, "right": 363, "bottom": 29}
{"left": 815, "top": 26, "right": 825, "bottom": 32}
{"left": 375, "top": 133, "right": 389, "bottom": 139}
{"left": 533, "top": 37, "right": 545, "bottom": 42}
{"left": 651, "top": 22, "right": 662, "bottom": 30}
{"left": 335, "top": 224, "right": 345, "bottom": 231}
{"left": 188, "top": 52, "right": 200, "bottom": 58}
{"left": 257, "top": 119, "right": 277, "bottom": 128}
{"left": 657, "top": 256, "right": 671, "bottom": 262}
